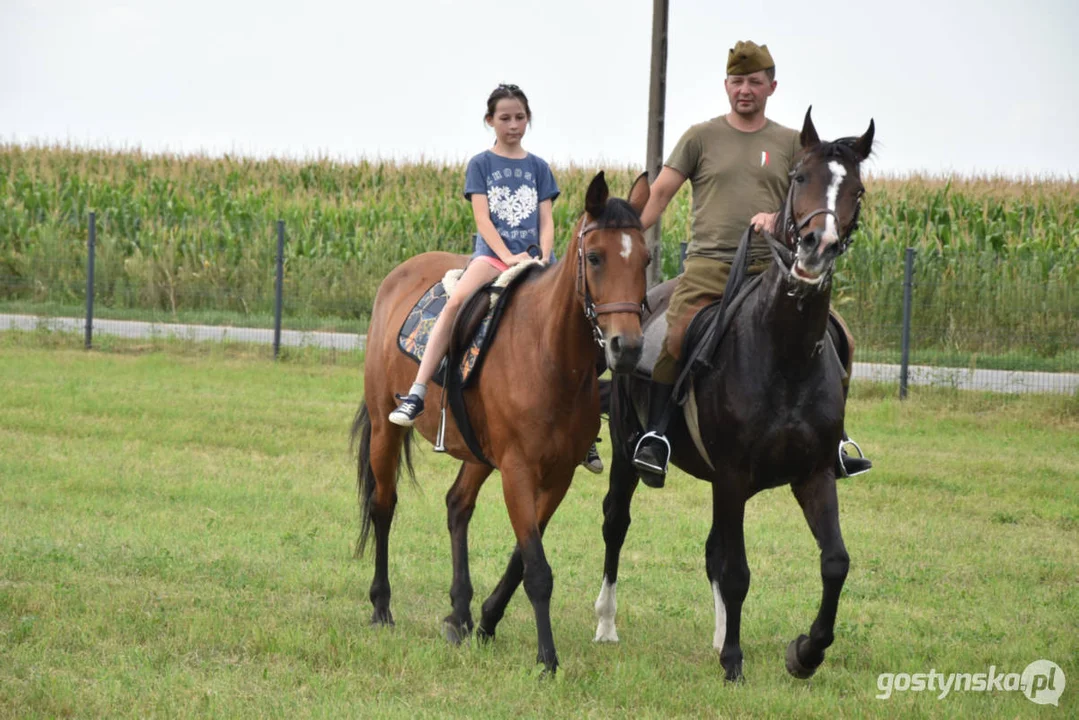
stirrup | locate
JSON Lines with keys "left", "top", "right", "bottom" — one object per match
{"left": 632, "top": 431, "right": 671, "bottom": 475}
{"left": 433, "top": 406, "right": 448, "bottom": 452}
{"left": 837, "top": 436, "right": 869, "bottom": 477}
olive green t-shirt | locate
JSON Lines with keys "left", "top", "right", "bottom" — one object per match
{"left": 666, "top": 116, "right": 800, "bottom": 263}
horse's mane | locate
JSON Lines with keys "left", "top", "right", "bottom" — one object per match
{"left": 800, "top": 136, "right": 872, "bottom": 164}
{"left": 592, "top": 197, "right": 643, "bottom": 231}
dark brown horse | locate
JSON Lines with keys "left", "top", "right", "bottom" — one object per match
{"left": 595, "top": 109, "right": 874, "bottom": 682}
{"left": 352, "top": 171, "right": 651, "bottom": 673}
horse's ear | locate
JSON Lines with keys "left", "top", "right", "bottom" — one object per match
{"left": 585, "top": 171, "right": 609, "bottom": 219}
{"left": 800, "top": 106, "right": 820, "bottom": 149}
{"left": 627, "top": 171, "right": 650, "bottom": 214}
{"left": 852, "top": 118, "right": 875, "bottom": 161}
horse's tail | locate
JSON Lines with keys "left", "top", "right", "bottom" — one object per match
{"left": 350, "top": 401, "right": 417, "bottom": 558}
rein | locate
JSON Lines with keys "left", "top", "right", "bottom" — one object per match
{"left": 575, "top": 219, "right": 645, "bottom": 348}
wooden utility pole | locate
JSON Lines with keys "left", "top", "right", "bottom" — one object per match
{"left": 645, "top": 0, "right": 669, "bottom": 287}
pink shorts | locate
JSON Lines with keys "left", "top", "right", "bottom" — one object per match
{"left": 472, "top": 255, "right": 509, "bottom": 273}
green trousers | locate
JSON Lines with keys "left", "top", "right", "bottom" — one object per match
{"left": 652, "top": 255, "right": 772, "bottom": 384}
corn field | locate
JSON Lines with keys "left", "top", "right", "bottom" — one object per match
{"left": 1, "top": 144, "right": 1076, "bottom": 370}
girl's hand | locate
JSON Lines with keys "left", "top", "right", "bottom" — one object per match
{"left": 505, "top": 252, "right": 534, "bottom": 266}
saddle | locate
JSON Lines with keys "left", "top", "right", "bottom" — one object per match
{"left": 632, "top": 272, "right": 855, "bottom": 470}
{"left": 396, "top": 260, "right": 544, "bottom": 466}
{"left": 634, "top": 278, "right": 855, "bottom": 385}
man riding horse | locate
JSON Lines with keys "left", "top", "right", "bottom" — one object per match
{"left": 631, "top": 40, "right": 872, "bottom": 487}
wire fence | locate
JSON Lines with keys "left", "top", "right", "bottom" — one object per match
{"left": 1, "top": 214, "right": 1076, "bottom": 394}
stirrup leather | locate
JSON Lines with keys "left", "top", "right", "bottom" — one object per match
{"left": 632, "top": 431, "right": 671, "bottom": 475}
{"left": 837, "top": 436, "right": 868, "bottom": 477}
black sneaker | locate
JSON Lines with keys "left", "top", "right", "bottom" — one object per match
{"left": 581, "top": 440, "right": 603, "bottom": 474}
{"left": 388, "top": 393, "right": 424, "bottom": 427}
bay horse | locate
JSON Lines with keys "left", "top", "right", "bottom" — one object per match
{"left": 594, "top": 109, "right": 874, "bottom": 682}
{"left": 352, "top": 171, "right": 651, "bottom": 674}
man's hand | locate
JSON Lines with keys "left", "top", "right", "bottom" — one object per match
{"left": 750, "top": 212, "right": 778, "bottom": 235}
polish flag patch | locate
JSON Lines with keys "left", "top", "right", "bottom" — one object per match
{"left": 760, "top": 151, "right": 770, "bottom": 167}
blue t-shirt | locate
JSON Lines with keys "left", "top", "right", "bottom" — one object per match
{"left": 464, "top": 150, "right": 559, "bottom": 261}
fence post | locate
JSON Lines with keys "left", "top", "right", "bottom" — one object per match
{"left": 85, "top": 212, "right": 96, "bottom": 349}
{"left": 274, "top": 220, "right": 284, "bottom": 359}
{"left": 900, "top": 247, "right": 915, "bottom": 399}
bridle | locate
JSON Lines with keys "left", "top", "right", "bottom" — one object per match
{"left": 765, "top": 158, "right": 863, "bottom": 272}
{"left": 575, "top": 218, "right": 646, "bottom": 348}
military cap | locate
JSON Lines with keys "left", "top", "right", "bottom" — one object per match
{"left": 727, "top": 40, "right": 775, "bottom": 75}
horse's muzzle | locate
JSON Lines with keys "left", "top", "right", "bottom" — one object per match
{"left": 605, "top": 333, "right": 644, "bottom": 373}
{"left": 793, "top": 232, "right": 838, "bottom": 285}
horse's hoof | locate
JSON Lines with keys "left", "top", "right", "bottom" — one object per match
{"left": 594, "top": 618, "right": 619, "bottom": 643}
{"left": 370, "top": 608, "right": 395, "bottom": 627}
{"left": 785, "top": 635, "right": 818, "bottom": 679}
{"left": 441, "top": 618, "right": 472, "bottom": 646}
{"left": 723, "top": 661, "right": 744, "bottom": 682}
{"left": 538, "top": 661, "right": 559, "bottom": 679}
{"left": 475, "top": 625, "right": 495, "bottom": 644}
{"left": 593, "top": 630, "right": 620, "bottom": 644}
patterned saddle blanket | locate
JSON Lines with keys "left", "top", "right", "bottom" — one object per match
{"left": 397, "top": 260, "right": 542, "bottom": 388}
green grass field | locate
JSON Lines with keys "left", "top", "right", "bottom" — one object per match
{"left": 1, "top": 341, "right": 1077, "bottom": 718}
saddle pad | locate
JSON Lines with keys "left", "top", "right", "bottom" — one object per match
{"left": 636, "top": 312, "right": 669, "bottom": 378}
{"left": 399, "top": 280, "right": 449, "bottom": 366}
{"left": 397, "top": 279, "right": 495, "bottom": 387}
{"left": 397, "top": 261, "right": 541, "bottom": 387}
{"left": 633, "top": 278, "right": 679, "bottom": 378}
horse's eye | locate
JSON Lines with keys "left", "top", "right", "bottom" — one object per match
{"left": 795, "top": 174, "right": 806, "bottom": 184}
{"left": 586, "top": 252, "right": 601, "bottom": 267}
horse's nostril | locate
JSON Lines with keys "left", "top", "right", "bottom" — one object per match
{"left": 608, "top": 335, "right": 623, "bottom": 354}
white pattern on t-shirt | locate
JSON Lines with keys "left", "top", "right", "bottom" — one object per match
{"left": 487, "top": 185, "right": 538, "bottom": 228}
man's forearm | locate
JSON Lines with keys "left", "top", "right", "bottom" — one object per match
{"left": 641, "top": 191, "right": 671, "bottom": 231}
{"left": 640, "top": 167, "right": 685, "bottom": 230}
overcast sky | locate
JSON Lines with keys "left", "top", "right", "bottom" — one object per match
{"left": 2, "top": 0, "right": 1077, "bottom": 178}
